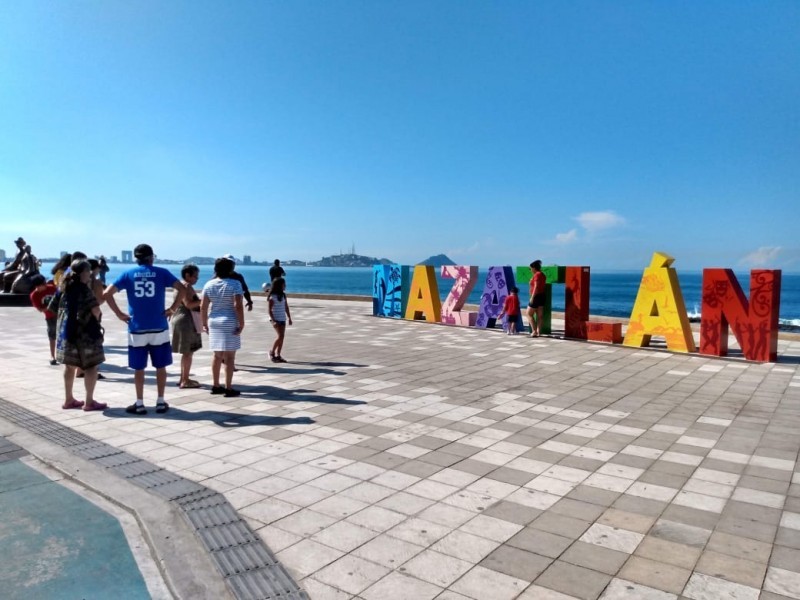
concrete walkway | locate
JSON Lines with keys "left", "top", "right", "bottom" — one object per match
{"left": 1, "top": 297, "right": 799, "bottom": 599}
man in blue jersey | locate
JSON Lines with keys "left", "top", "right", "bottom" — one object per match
{"left": 104, "top": 243, "right": 186, "bottom": 415}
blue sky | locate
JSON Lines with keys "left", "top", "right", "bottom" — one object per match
{"left": 1, "top": 1, "right": 798, "bottom": 270}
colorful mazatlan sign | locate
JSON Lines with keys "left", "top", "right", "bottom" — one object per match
{"left": 372, "top": 252, "right": 783, "bottom": 362}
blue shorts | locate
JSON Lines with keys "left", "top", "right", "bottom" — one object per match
{"left": 128, "top": 331, "right": 173, "bottom": 370}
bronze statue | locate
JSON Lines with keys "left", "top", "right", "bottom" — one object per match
{"left": 2, "top": 238, "right": 40, "bottom": 294}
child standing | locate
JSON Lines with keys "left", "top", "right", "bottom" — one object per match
{"left": 29, "top": 274, "right": 59, "bottom": 365}
{"left": 268, "top": 277, "right": 292, "bottom": 363}
{"left": 499, "top": 287, "right": 521, "bottom": 335}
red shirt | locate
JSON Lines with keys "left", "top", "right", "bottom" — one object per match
{"left": 503, "top": 293, "right": 520, "bottom": 314}
{"left": 530, "top": 271, "right": 546, "bottom": 296}
{"left": 30, "top": 283, "right": 57, "bottom": 319}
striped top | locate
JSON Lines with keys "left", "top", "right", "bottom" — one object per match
{"left": 270, "top": 294, "right": 287, "bottom": 322}
{"left": 203, "top": 278, "right": 243, "bottom": 321}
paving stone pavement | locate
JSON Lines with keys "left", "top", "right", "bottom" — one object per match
{"left": 1, "top": 297, "right": 800, "bottom": 600}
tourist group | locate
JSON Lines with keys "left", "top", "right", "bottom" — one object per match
{"left": 25, "top": 242, "right": 292, "bottom": 415}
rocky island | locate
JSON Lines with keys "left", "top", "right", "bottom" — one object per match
{"left": 309, "top": 253, "right": 394, "bottom": 267}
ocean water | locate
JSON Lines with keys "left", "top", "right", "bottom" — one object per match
{"left": 41, "top": 263, "right": 800, "bottom": 327}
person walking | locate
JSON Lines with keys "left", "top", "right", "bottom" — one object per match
{"left": 104, "top": 243, "right": 185, "bottom": 415}
{"left": 56, "top": 259, "right": 106, "bottom": 411}
{"left": 526, "top": 260, "right": 547, "bottom": 337}
{"left": 202, "top": 257, "right": 244, "bottom": 397}
{"left": 97, "top": 256, "right": 110, "bottom": 285}
{"left": 269, "top": 259, "right": 285, "bottom": 282}
{"left": 29, "top": 274, "right": 59, "bottom": 365}
{"left": 171, "top": 264, "right": 203, "bottom": 388}
{"left": 268, "top": 277, "right": 292, "bottom": 363}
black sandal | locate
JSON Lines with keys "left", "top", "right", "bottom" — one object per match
{"left": 125, "top": 403, "right": 147, "bottom": 415}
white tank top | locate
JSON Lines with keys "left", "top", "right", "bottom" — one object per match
{"left": 271, "top": 295, "right": 287, "bottom": 321}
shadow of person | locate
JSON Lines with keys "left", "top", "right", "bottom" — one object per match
{"left": 290, "top": 361, "right": 368, "bottom": 368}
{"left": 102, "top": 406, "right": 315, "bottom": 428}
{"left": 236, "top": 364, "right": 347, "bottom": 376}
{"left": 242, "top": 385, "right": 366, "bottom": 405}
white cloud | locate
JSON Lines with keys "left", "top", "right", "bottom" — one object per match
{"left": 554, "top": 229, "right": 579, "bottom": 244}
{"left": 739, "top": 246, "right": 782, "bottom": 267}
{"left": 575, "top": 211, "right": 626, "bottom": 232}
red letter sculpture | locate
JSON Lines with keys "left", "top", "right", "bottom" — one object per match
{"left": 700, "top": 269, "right": 781, "bottom": 362}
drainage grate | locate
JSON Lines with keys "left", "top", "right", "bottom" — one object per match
{"left": 0, "top": 397, "right": 308, "bottom": 600}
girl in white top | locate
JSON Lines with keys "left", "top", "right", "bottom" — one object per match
{"left": 268, "top": 277, "right": 292, "bottom": 363}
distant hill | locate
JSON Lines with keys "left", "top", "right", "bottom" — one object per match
{"left": 309, "top": 253, "right": 393, "bottom": 267}
{"left": 419, "top": 254, "right": 456, "bottom": 267}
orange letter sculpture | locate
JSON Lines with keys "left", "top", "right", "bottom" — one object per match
{"left": 404, "top": 265, "right": 442, "bottom": 322}
{"left": 623, "top": 252, "right": 696, "bottom": 353}
{"left": 700, "top": 269, "right": 781, "bottom": 362}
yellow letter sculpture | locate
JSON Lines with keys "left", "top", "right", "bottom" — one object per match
{"left": 404, "top": 265, "right": 442, "bottom": 322}
{"left": 623, "top": 252, "right": 696, "bottom": 353}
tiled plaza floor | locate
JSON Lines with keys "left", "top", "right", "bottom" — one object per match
{"left": 1, "top": 297, "right": 799, "bottom": 600}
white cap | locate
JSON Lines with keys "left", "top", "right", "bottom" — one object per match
{"left": 222, "top": 254, "right": 238, "bottom": 262}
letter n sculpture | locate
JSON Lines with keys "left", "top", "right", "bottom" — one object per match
{"left": 700, "top": 269, "right": 781, "bottom": 362}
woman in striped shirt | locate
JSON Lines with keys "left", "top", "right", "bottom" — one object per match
{"left": 201, "top": 257, "right": 244, "bottom": 397}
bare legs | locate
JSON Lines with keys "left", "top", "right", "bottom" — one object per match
{"left": 134, "top": 369, "right": 145, "bottom": 400}
{"left": 125, "top": 365, "right": 168, "bottom": 414}
{"left": 63, "top": 365, "right": 103, "bottom": 410}
{"left": 212, "top": 351, "right": 236, "bottom": 389}
{"left": 133, "top": 367, "right": 167, "bottom": 399}
{"left": 526, "top": 306, "right": 544, "bottom": 337}
{"left": 179, "top": 353, "right": 197, "bottom": 387}
{"left": 63, "top": 365, "right": 80, "bottom": 408}
{"left": 156, "top": 367, "right": 167, "bottom": 398}
{"left": 212, "top": 352, "right": 222, "bottom": 387}
{"left": 271, "top": 323, "right": 286, "bottom": 360}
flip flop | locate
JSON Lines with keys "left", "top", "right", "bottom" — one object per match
{"left": 62, "top": 399, "right": 84, "bottom": 410}
{"left": 180, "top": 381, "right": 201, "bottom": 389}
{"left": 84, "top": 401, "right": 107, "bottom": 412}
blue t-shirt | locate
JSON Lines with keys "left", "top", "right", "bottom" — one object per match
{"left": 113, "top": 265, "right": 179, "bottom": 333}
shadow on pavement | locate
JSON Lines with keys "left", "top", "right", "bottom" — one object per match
{"left": 101, "top": 344, "right": 129, "bottom": 355}
{"left": 289, "top": 361, "right": 368, "bottom": 368}
{"left": 236, "top": 364, "right": 347, "bottom": 376}
{"left": 102, "top": 407, "right": 315, "bottom": 428}
{"left": 241, "top": 386, "right": 366, "bottom": 405}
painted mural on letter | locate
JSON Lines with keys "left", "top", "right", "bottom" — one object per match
{"left": 441, "top": 265, "right": 479, "bottom": 326}
{"left": 700, "top": 269, "right": 781, "bottom": 362}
